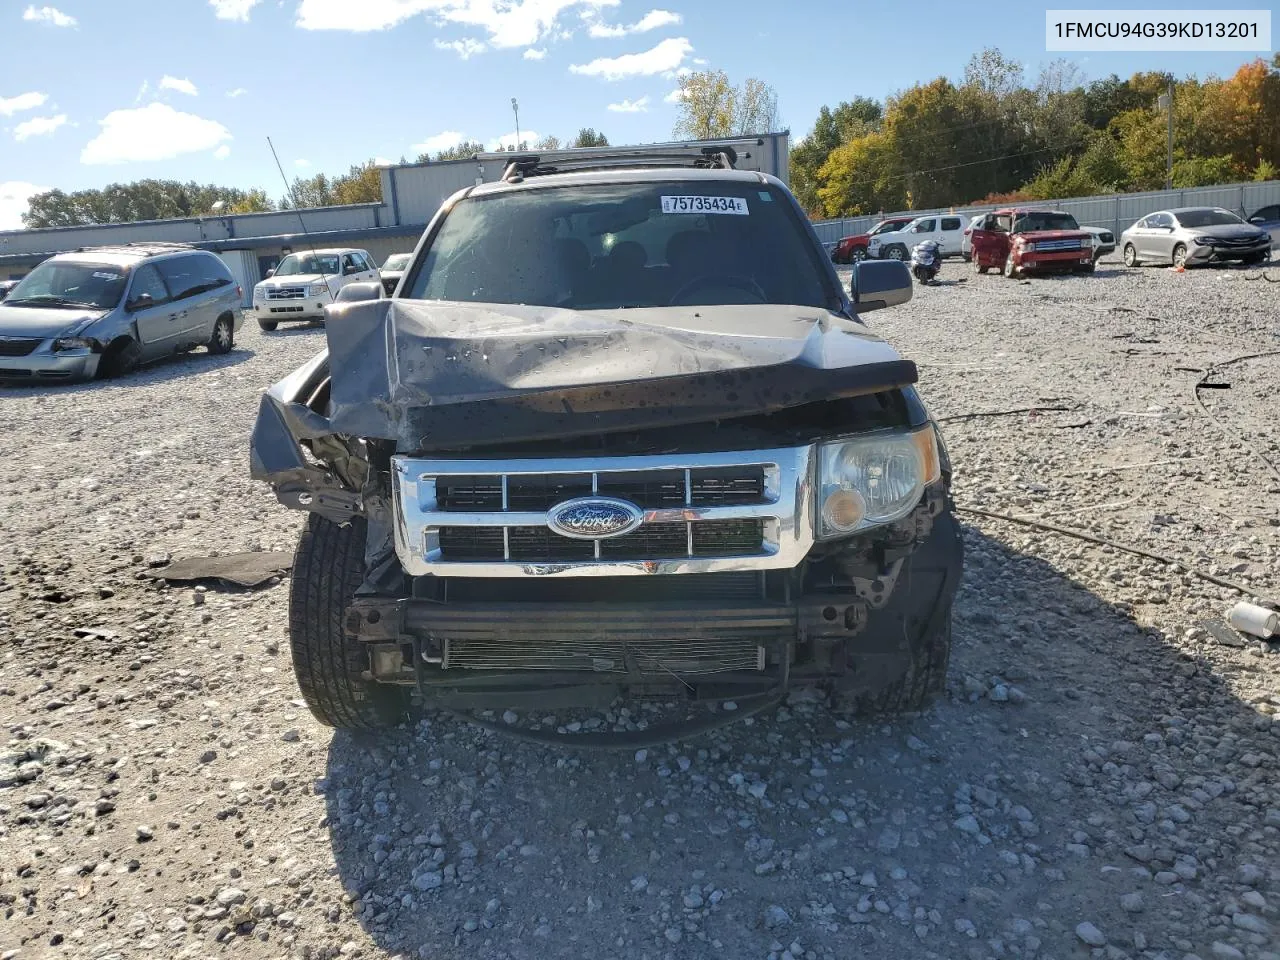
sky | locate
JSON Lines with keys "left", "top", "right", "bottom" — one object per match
{"left": 0, "top": 0, "right": 1273, "bottom": 229}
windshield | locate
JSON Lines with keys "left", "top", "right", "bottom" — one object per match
{"left": 1175, "top": 208, "right": 1243, "bottom": 228}
{"left": 407, "top": 181, "right": 834, "bottom": 310}
{"left": 1012, "top": 212, "right": 1080, "bottom": 233}
{"left": 3, "top": 260, "right": 127, "bottom": 310}
{"left": 274, "top": 253, "right": 340, "bottom": 276}
{"left": 869, "top": 220, "right": 907, "bottom": 236}
{"left": 383, "top": 254, "right": 412, "bottom": 271}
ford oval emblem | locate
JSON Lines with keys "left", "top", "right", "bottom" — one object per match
{"left": 547, "top": 497, "right": 644, "bottom": 540}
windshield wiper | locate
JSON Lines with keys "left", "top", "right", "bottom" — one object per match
{"left": 5, "top": 295, "right": 101, "bottom": 309}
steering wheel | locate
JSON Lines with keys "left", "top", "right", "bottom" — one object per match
{"left": 669, "top": 273, "right": 767, "bottom": 306}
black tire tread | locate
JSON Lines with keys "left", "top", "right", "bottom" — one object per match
{"left": 288, "top": 515, "right": 407, "bottom": 730}
{"left": 841, "top": 619, "right": 952, "bottom": 716}
{"left": 208, "top": 314, "right": 234, "bottom": 354}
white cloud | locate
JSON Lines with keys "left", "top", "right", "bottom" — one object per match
{"left": 81, "top": 103, "right": 232, "bottom": 165}
{"left": 374, "top": 156, "right": 395, "bottom": 166}
{"left": 523, "top": 47, "right": 546, "bottom": 60}
{"left": 209, "top": 0, "right": 261, "bottom": 20}
{"left": 488, "top": 130, "right": 540, "bottom": 151}
{"left": 663, "top": 87, "right": 684, "bottom": 104}
{"left": 569, "top": 36, "right": 691, "bottom": 81}
{"left": 0, "top": 91, "right": 48, "bottom": 117}
{"left": 23, "top": 5, "right": 76, "bottom": 27}
{"left": 414, "top": 130, "right": 466, "bottom": 154}
{"left": 607, "top": 95, "right": 649, "bottom": 113}
{"left": 14, "top": 114, "right": 67, "bottom": 141}
{"left": 0, "top": 180, "right": 47, "bottom": 230}
{"left": 160, "top": 75, "right": 199, "bottom": 97}
{"left": 434, "top": 37, "right": 486, "bottom": 58}
{"left": 226, "top": 87, "right": 248, "bottom": 98}
{"left": 295, "top": 158, "right": 312, "bottom": 168}
{"left": 134, "top": 81, "right": 150, "bottom": 104}
{"left": 296, "top": 0, "right": 618, "bottom": 48}
{"left": 214, "top": 144, "right": 231, "bottom": 160}
{"left": 588, "top": 8, "right": 679, "bottom": 38}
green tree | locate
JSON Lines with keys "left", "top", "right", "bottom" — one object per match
{"left": 23, "top": 180, "right": 274, "bottom": 228}
{"left": 418, "top": 140, "right": 486, "bottom": 162}
{"left": 533, "top": 135, "right": 562, "bottom": 151}
{"left": 790, "top": 98, "right": 885, "bottom": 215}
{"left": 572, "top": 128, "right": 609, "bottom": 147}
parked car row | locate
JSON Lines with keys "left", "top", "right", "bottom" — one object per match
{"left": 0, "top": 244, "right": 418, "bottom": 381}
{"left": 831, "top": 205, "right": 1274, "bottom": 277}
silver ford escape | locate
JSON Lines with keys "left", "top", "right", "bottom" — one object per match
{"left": 0, "top": 242, "right": 243, "bottom": 382}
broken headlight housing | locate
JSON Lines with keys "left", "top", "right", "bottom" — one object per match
{"left": 52, "top": 337, "right": 95, "bottom": 352}
{"left": 817, "top": 426, "right": 941, "bottom": 538}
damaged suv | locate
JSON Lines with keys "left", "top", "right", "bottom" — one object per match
{"left": 250, "top": 147, "right": 963, "bottom": 743}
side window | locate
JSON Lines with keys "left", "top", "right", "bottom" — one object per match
{"left": 192, "top": 254, "right": 232, "bottom": 290}
{"left": 342, "top": 254, "right": 358, "bottom": 275}
{"left": 1134, "top": 218, "right": 1147, "bottom": 229}
{"left": 915, "top": 218, "right": 936, "bottom": 232}
{"left": 1151, "top": 213, "right": 1170, "bottom": 229}
{"left": 357, "top": 253, "right": 375, "bottom": 272}
{"left": 995, "top": 215, "right": 1012, "bottom": 233}
{"left": 156, "top": 257, "right": 203, "bottom": 301}
{"left": 941, "top": 217, "right": 962, "bottom": 231}
{"left": 129, "top": 264, "right": 170, "bottom": 308}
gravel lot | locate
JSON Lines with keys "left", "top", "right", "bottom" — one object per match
{"left": 2, "top": 257, "right": 1279, "bottom": 960}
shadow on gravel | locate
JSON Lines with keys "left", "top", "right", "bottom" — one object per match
{"left": 319, "top": 528, "right": 1276, "bottom": 960}
{"left": 0, "top": 348, "right": 254, "bottom": 396}
{"left": 258, "top": 322, "right": 326, "bottom": 337}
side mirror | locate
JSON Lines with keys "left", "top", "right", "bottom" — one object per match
{"left": 265, "top": 268, "right": 276, "bottom": 278}
{"left": 127, "top": 292, "right": 153, "bottom": 312}
{"left": 850, "top": 259, "right": 912, "bottom": 313}
{"left": 1248, "top": 216, "right": 1264, "bottom": 225}
{"left": 333, "top": 281, "right": 383, "bottom": 304}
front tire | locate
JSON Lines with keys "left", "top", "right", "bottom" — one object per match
{"left": 1172, "top": 243, "right": 1188, "bottom": 268}
{"left": 257, "top": 319, "right": 278, "bottom": 332}
{"left": 289, "top": 515, "right": 409, "bottom": 730}
{"left": 1123, "top": 244, "right": 1140, "bottom": 267}
{"left": 974, "top": 255, "right": 988, "bottom": 275}
{"left": 884, "top": 245, "right": 907, "bottom": 261}
{"left": 837, "top": 615, "right": 953, "bottom": 716}
{"left": 1003, "top": 255, "right": 1020, "bottom": 279}
{"left": 208, "top": 314, "right": 234, "bottom": 354}
{"left": 99, "top": 337, "right": 141, "bottom": 378}
{"left": 850, "top": 247, "right": 868, "bottom": 262}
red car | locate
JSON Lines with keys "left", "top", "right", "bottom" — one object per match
{"left": 831, "top": 216, "right": 916, "bottom": 264}
{"left": 970, "top": 208, "right": 1096, "bottom": 277}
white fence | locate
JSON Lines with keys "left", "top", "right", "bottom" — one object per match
{"left": 810, "top": 179, "right": 1280, "bottom": 244}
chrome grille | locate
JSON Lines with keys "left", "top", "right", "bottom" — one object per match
{"left": 1035, "top": 239, "right": 1083, "bottom": 252}
{"left": 266, "top": 286, "right": 307, "bottom": 300}
{"left": 392, "top": 447, "right": 814, "bottom": 577}
{"left": 0, "top": 337, "right": 41, "bottom": 357}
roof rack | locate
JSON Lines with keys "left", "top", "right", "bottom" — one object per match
{"left": 72, "top": 241, "right": 197, "bottom": 256}
{"left": 498, "top": 145, "right": 741, "bottom": 183}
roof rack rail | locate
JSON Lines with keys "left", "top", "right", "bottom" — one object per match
{"left": 72, "top": 240, "right": 197, "bottom": 254}
{"left": 498, "top": 144, "right": 741, "bottom": 183}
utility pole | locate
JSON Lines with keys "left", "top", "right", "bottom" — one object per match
{"left": 1158, "top": 81, "right": 1173, "bottom": 191}
{"left": 511, "top": 98, "right": 520, "bottom": 152}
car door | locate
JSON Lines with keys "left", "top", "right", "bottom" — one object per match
{"left": 356, "top": 251, "right": 380, "bottom": 284}
{"left": 912, "top": 218, "right": 937, "bottom": 248}
{"left": 125, "top": 263, "right": 177, "bottom": 358}
{"left": 938, "top": 216, "right": 963, "bottom": 256}
{"left": 971, "top": 214, "right": 1011, "bottom": 266}
{"left": 155, "top": 255, "right": 214, "bottom": 341}
{"left": 1145, "top": 213, "right": 1174, "bottom": 261}
{"left": 339, "top": 253, "right": 363, "bottom": 292}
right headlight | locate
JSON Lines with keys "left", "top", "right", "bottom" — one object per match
{"left": 817, "top": 426, "right": 941, "bottom": 538}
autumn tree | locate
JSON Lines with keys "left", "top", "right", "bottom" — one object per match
{"left": 672, "top": 70, "right": 779, "bottom": 140}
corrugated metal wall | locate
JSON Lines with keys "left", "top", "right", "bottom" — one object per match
{"left": 810, "top": 179, "right": 1280, "bottom": 244}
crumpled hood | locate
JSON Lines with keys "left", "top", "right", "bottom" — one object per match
{"left": 1189, "top": 223, "right": 1269, "bottom": 241}
{"left": 0, "top": 305, "right": 106, "bottom": 340}
{"left": 1016, "top": 229, "right": 1091, "bottom": 241}
{"left": 319, "top": 298, "right": 917, "bottom": 450}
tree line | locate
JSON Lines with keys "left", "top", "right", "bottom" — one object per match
{"left": 791, "top": 50, "right": 1280, "bottom": 219}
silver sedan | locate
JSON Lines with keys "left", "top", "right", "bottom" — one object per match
{"left": 1120, "top": 207, "right": 1272, "bottom": 268}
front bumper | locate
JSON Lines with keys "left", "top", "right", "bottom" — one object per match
{"left": 1014, "top": 249, "right": 1094, "bottom": 271}
{"left": 251, "top": 301, "right": 329, "bottom": 322}
{"left": 347, "top": 482, "right": 963, "bottom": 707}
{"left": 0, "top": 346, "right": 99, "bottom": 381}
{"left": 1186, "top": 240, "right": 1271, "bottom": 263}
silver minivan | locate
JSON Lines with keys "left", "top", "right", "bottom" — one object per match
{"left": 0, "top": 243, "right": 243, "bottom": 382}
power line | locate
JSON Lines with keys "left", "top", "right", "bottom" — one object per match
{"left": 833, "top": 143, "right": 1067, "bottom": 192}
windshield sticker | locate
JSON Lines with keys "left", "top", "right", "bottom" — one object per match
{"left": 661, "top": 196, "right": 748, "bottom": 215}
{"left": 92, "top": 272, "right": 121, "bottom": 280}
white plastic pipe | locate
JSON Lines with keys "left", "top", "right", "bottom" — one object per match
{"left": 1228, "top": 602, "right": 1279, "bottom": 639}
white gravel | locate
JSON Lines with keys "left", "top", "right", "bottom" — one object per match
{"left": 2, "top": 258, "right": 1279, "bottom": 960}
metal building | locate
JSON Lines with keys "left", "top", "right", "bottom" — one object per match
{"left": 0, "top": 133, "right": 791, "bottom": 303}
